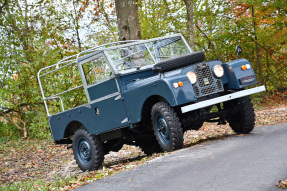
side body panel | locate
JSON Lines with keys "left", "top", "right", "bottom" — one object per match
{"left": 87, "top": 78, "right": 118, "bottom": 100}
{"left": 49, "top": 105, "right": 96, "bottom": 141}
{"left": 49, "top": 93, "right": 128, "bottom": 141}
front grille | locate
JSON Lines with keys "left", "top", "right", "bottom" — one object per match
{"left": 195, "top": 64, "right": 214, "bottom": 87}
{"left": 192, "top": 62, "right": 224, "bottom": 98}
{"left": 194, "top": 86, "right": 200, "bottom": 97}
{"left": 216, "top": 79, "right": 224, "bottom": 91}
{"left": 201, "top": 86, "right": 216, "bottom": 95}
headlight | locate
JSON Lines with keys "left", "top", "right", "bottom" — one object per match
{"left": 246, "top": 64, "right": 251, "bottom": 69}
{"left": 213, "top": 65, "right": 224, "bottom": 78}
{"left": 187, "top": 72, "right": 197, "bottom": 84}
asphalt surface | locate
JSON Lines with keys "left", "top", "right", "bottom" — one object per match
{"left": 75, "top": 122, "right": 287, "bottom": 191}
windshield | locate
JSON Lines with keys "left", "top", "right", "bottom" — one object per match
{"left": 105, "top": 35, "right": 190, "bottom": 73}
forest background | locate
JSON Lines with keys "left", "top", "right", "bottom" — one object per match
{"left": 0, "top": 0, "right": 286, "bottom": 139}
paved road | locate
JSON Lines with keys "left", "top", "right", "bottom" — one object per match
{"left": 76, "top": 123, "right": 287, "bottom": 191}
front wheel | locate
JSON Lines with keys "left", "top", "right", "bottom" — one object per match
{"left": 151, "top": 102, "right": 183, "bottom": 152}
{"left": 225, "top": 96, "right": 255, "bottom": 134}
{"left": 73, "top": 128, "right": 104, "bottom": 171}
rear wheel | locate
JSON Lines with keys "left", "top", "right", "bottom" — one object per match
{"left": 151, "top": 102, "right": 183, "bottom": 152}
{"left": 225, "top": 96, "right": 255, "bottom": 134}
{"left": 73, "top": 128, "right": 104, "bottom": 171}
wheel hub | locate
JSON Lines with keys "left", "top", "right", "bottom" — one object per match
{"left": 81, "top": 143, "right": 89, "bottom": 157}
{"left": 155, "top": 113, "right": 170, "bottom": 146}
{"left": 77, "top": 137, "right": 92, "bottom": 164}
{"left": 159, "top": 121, "right": 167, "bottom": 135}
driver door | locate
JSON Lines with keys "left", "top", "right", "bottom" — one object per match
{"left": 78, "top": 53, "right": 128, "bottom": 133}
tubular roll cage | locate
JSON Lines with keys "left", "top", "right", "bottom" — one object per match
{"left": 38, "top": 33, "right": 192, "bottom": 116}
{"left": 38, "top": 40, "right": 140, "bottom": 116}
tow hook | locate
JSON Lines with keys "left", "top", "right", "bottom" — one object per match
{"left": 217, "top": 116, "right": 227, "bottom": 125}
{"left": 67, "top": 145, "right": 72, "bottom": 149}
{"left": 216, "top": 104, "right": 227, "bottom": 125}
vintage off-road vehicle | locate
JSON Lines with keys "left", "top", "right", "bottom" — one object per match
{"left": 38, "top": 34, "right": 265, "bottom": 171}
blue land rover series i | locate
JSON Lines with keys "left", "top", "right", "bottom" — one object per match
{"left": 38, "top": 34, "right": 265, "bottom": 171}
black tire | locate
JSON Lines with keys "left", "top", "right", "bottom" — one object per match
{"left": 151, "top": 102, "right": 183, "bottom": 151}
{"left": 152, "top": 51, "right": 205, "bottom": 73}
{"left": 225, "top": 96, "right": 255, "bottom": 134}
{"left": 72, "top": 128, "right": 104, "bottom": 171}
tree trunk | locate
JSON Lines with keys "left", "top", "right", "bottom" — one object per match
{"left": 252, "top": 6, "right": 263, "bottom": 85}
{"left": 73, "top": 0, "right": 82, "bottom": 51}
{"left": 115, "top": 0, "right": 142, "bottom": 40}
{"left": 183, "top": 0, "right": 195, "bottom": 51}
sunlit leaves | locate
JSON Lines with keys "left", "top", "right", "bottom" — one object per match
{"left": 139, "top": 0, "right": 186, "bottom": 39}
{"left": 0, "top": 0, "right": 78, "bottom": 138}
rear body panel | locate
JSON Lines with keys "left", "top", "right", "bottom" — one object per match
{"left": 49, "top": 93, "right": 128, "bottom": 141}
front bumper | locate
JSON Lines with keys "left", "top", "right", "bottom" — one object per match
{"left": 181, "top": 85, "right": 266, "bottom": 113}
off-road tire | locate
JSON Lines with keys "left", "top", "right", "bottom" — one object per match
{"left": 151, "top": 102, "right": 184, "bottom": 151}
{"left": 152, "top": 51, "right": 205, "bottom": 73}
{"left": 225, "top": 96, "right": 255, "bottom": 134}
{"left": 73, "top": 128, "right": 104, "bottom": 171}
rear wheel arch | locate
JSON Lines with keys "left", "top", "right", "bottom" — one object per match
{"left": 56, "top": 121, "right": 91, "bottom": 145}
{"left": 64, "top": 121, "right": 85, "bottom": 139}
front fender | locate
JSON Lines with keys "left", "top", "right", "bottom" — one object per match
{"left": 223, "top": 59, "right": 258, "bottom": 89}
{"left": 123, "top": 77, "right": 176, "bottom": 124}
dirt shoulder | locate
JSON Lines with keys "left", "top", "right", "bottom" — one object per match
{"left": 1, "top": 103, "right": 287, "bottom": 190}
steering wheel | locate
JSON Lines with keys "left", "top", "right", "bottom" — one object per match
{"left": 115, "top": 62, "right": 132, "bottom": 70}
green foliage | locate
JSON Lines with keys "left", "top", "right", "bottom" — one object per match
{"left": 0, "top": 0, "right": 85, "bottom": 139}
{"left": 140, "top": 0, "right": 287, "bottom": 91}
{"left": 139, "top": 0, "right": 186, "bottom": 39}
{"left": 0, "top": 0, "right": 285, "bottom": 139}
{"left": 192, "top": 0, "right": 287, "bottom": 90}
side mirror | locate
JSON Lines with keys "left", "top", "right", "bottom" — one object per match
{"left": 236, "top": 45, "right": 242, "bottom": 59}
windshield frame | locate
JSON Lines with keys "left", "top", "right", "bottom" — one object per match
{"left": 103, "top": 33, "right": 192, "bottom": 75}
